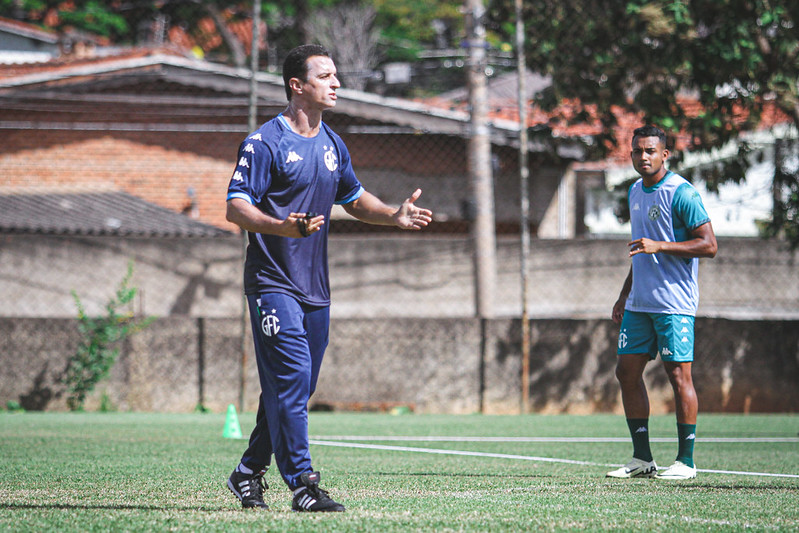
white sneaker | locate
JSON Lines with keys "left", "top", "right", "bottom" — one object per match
{"left": 655, "top": 460, "right": 697, "bottom": 480}
{"left": 606, "top": 458, "right": 658, "bottom": 478}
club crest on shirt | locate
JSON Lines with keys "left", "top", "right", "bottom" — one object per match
{"left": 648, "top": 204, "right": 661, "bottom": 221}
{"left": 324, "top": 145, "right": 338, "bottom": 171}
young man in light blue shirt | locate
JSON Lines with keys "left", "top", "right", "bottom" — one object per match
{"left": 607, "top": 125, "right": 717, "bottom": 481}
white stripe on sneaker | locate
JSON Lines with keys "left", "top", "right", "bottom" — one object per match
{"left": 298, "top": 493, "right": 316, "bottom": 509}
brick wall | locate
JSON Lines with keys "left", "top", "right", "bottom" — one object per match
{"left": 0, "top": 128, "right": 242, "bottom": 232}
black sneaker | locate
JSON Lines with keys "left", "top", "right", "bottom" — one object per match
{"left": 227, "top": 469, "right": 268, "bottom": 510}
{"left": 291, "top": 471, "right": 345, "bottom": 512}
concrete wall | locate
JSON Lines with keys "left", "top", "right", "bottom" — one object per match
{"left": 1, "top": 234, "right": 796, "bottom": 413}
{"left": 1, "top": 316, "right": 797, "bottom": 414}
{"left": 1, "top": 234, "right": 796, "bottom": 319}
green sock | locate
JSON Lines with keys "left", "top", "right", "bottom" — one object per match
{"left": 626, "top": 418, "right": 653, "bottom": 462}
{"left": 676, "top": 423, "right": 697, "bottom": 468}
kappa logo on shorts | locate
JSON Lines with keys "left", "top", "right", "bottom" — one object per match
{"left": 661, "top": 347, "right": 673, "bottom": 357}
{"left": 261, "top": 308, "right": 280, "bottom": 337}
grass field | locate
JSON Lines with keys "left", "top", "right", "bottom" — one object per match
{"left": 1, "top": 411, "right": 797, "bottom": 532}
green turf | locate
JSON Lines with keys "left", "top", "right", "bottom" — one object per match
{"left": 1, "top": 411, "right": 797, "bottom": 532}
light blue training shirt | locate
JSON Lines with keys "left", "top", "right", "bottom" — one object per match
{"left": 625, "top": 171, "right": 711, "bottom": 315}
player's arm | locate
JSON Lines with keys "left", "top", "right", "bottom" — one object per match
{"left": 612, "top": 266, "right": 632, "bottom": 324}
{"left": 226, "top": 198, "right": 323, "bottom": 238}
{"left": 342, "top": 188, "right": 432, "bottom": 230}
{"left": 629, "top": 222, "right": 717, "bottom": 259}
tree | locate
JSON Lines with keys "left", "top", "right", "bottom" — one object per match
{"left": 487, "top": 0, "right": 799, "bottom": 247}
{"left": 0, "top": 0, "right": 256, "bottom": 66}
{"left": 303, "top": 1, "right": 379, "bottom": 90}
{"left": 371, "top": 0, "right": 463, "bottom": 62}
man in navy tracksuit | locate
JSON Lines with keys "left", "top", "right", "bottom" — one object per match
{"left": 225, "top": 44, "right": 432, "bottom": 512}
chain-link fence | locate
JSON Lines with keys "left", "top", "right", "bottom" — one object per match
{"left": 1, "top": 7, "right": 798, "bottom": 413}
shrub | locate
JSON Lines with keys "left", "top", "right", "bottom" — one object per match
{"left": 64, "top": 262, "right": 155, "bottom": 411}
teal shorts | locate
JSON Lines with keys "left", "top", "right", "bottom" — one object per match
{"left": 617, "top": 311, "right": 695, "bottom": 362}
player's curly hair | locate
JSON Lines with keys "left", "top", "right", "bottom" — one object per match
{"left": 282, "top": 44, "right": 331, "bottom": 102}
{"left": 632, "top": 125, "right": 668, "bottom": 147}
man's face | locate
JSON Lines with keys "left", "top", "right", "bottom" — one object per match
{"left": 630, "top": 135, "right": 669, "bottom": 179}
{"left": 294, "top": 55, "right": 340, "bottom": 110}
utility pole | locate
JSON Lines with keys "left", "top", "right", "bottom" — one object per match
{"left": 515, "top": 0, "right": 531, "bottom": 414}
{"left": 239, "top": 0, "right": 262, "bottom": 413}
{"left": 465, "top": 0, "right": 496, "bottom": 413}
{"left": 465, "top": 0, "right": 497, "bottom": 320}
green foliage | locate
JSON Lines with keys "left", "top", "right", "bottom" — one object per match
{"left": 0, "top": 0, "right": 127, "bottom": 37}
{"left": 372, "top": 0, "right": 463, "bottom": 62}
{"left": 487, "top": 0, "right": 799, "bottom": 247}
{"left": 4, "top": 400, "right": 24, "bottom": 413}
{"left": 763, "top": 138, "right": 799, "bottom": 249}
{"left": 64, "top": 262, "right": 154, "bottom": 411}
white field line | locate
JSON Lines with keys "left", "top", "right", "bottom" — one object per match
{"left": 308, "top": 437, "right": 799, "bottom": 479}
{"left": 313, "top": 435, "right": 799, "bottom": 443}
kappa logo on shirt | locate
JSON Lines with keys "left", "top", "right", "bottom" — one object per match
{"left": 249, "top": 133, "right": 263, "bottom": 141}
{"left": 286, "top": 151, "right": 303, "bottom": 163}
{"left": 238, "top": 157, "right": 250, "bottom": 168}
{"left": 232, "top": 170, "right": 244, "bottom": 182}
{"left": 243, "top": 143, "right": 255, "bottom": 153}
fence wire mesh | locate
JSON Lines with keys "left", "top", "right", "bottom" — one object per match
{"left": 1, "top": 5, "right": 797, "bottom": 413}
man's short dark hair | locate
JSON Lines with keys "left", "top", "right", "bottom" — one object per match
{"left": 632, "top": 125, "right": 668, "bottom": 147}
{"left": 282, "top": 44, "right": 331, "bottom": 101}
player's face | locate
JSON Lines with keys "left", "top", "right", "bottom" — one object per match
{"left": 631, "top": 136, "right": 669, "bottom": 180}
{"left": 296, "top": 55, "right": 340, "bottom": 110}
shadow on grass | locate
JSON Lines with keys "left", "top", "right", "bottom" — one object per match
{"left": 668, "top": 483, "right": 799, "bottom": 492}
{"left": 371, "top": 471, "right": 552, "bottom": 479}
{"left": 0, "top": 502, "right": 234, "bottom": 512}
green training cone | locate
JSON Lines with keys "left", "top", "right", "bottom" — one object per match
{"left": 222, "top": 404, "right": 243, "bottom": 439}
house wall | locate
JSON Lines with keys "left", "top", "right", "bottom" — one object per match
{"left": 0, "top": 115, "right": 567, "bottom": 235}
{"left": 0, "top": 128, "right": 242, "bottom": 233}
